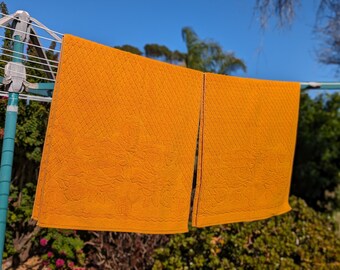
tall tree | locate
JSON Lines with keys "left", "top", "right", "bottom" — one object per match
{"left": 115, "top": 27, "right": 246, "bottom": 74}
{"left": 316, "top": 0, "right": 340, "bottom": 67}
{"left": 291, "top": 92, "right": 340, "bottom": 212}
{"left": 0, "top": 1, "right": 13, "bottom": 78}
{"left": 182, "top": 27, "right": 246, "bottom": 74}
{"left": 254, "top": 0, "right": 340, "bottom": 69}
{"left": 114, "top": 45, "right": 143, "bottom": 56}
{"left": 144, "top": 44, "right": 186, "bottom": 64}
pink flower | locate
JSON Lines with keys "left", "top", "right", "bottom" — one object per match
{"left": 56, "top": 258, "right": 65, "bottom": 268}
{"left": 68, "top": 261, "right": 75, "bottom": 268}
{"left": 40, "top": 238, "right": 48, "bottom": 247}
{"left": 47, "top": 251, "right": 53, "bottom": 258}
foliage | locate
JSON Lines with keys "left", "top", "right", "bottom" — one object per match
{"left": 316, "top": 0, "right": 340, "bottom": 68}
{"left": 83, "top": 232, "right": 168, "bottom": 269}
{"left": 114, "top": 45, "right": 143, "bottom": 55}
{"left": 153, "top": 196, "right": 340, "bottom": 269}
{"left": 38, "top": 230, "right": 85, "bottom": 269}
{"left": 181, "top": 27, "right": 246, "bottom": 74}
{"left": 254, "top": 0, "right": 340, "bottom": 70}
{"left": 291, "top": 92, "right": 340, "bottom": 212}
{"left": 115, "top": 27, "right": 246, "bottom": 74}
{"left": 4, "top": 183, "right": 37, "bottom": 260}
{"left": 144, "top": 44, "right": 186, "bottom": 64}
{"left": 4, "top": 181, "right": 86, "bottom": 269}
{"left": 0, "top": 1, "right": 13, "bottom": 78}
{"left": 254, "top": 0, "right": 301, "bottom": 29}
{"left": 15, "top": 100, "right": 49, "bottom": 162}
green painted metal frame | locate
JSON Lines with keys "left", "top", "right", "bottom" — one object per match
{"left": 300, "top": 82, "right": 340, "bottom": 90}
{"left": 0, "top": 37, "right": 54, "bottom": 265}
{"left": 0, "top": 35, "right": 23, "bottom": 266}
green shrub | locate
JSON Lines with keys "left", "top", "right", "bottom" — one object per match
{"left": 4, "top": 183, "right": 37, "bottom": 260}
{"left": 5, "top": 182, "right": 85, "bottom": 269}
{"left": 38, "top": 229, "right": 85, "bottom": 269}
{"left": 292, "top": 93, "right": 340, "bottom": 212}
{"left": 153, "top": 196, "right": 340, "bottom": 269}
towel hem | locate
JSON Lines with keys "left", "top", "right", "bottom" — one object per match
{"left": 193, "top": 203, "right": 291, "bottom": 227}
{"left": 35, "top": 221, "right": 188, "bottom": 235}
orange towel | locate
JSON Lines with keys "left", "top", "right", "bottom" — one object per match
{"left": 192, "top": 74, "right": 300, "bottom": 227}
{"left": 32, "top": 34, "right": 203, "bottom": 234}
{"left": 33, "top": 34, "right": 301, "bottom": 234}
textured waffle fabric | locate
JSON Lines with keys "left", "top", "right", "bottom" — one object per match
{"left": 32, "top": 34, "right": 203, "bottom": 234}
{"left": 192, "top": 74, "right": 300, "bottom": 227}
{"left": 32, "top": 34, "right": 301, "bottom": 233}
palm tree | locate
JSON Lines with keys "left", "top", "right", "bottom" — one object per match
{"left": 181, "top": 27, "right": 246, "bottom": 74}
{"left": 139, "top": 27, "right": 246, "bottom": 74}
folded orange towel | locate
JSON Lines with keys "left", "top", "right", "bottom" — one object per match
{"left": 32, "top": 34, "right": 203, "bottom": 234}
{"left": 192, "top": 74, "right": 300, "bottom": 227}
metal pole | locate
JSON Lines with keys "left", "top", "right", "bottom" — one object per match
{"left": 0, "top": 33, "right": 25, "bottom": 266}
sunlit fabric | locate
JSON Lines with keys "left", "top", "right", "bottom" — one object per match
{"left": 32, "top": 34, "right": 203, "bottom": 234}
{"left": 33, "top": 34, "right": 300, "bottom": 234}
{"left": 192, "top": 74, "right": 300, "bottom": 227}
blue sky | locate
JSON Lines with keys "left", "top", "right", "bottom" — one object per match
{"left": 6, "top": 0, "right": 339, "bottom": 84}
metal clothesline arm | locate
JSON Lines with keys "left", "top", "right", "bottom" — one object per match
{"left": 0, "top": 77, "right": 54, "bottom": 98}
{"left": 300, "top": 82, "right": 340, "bottom": 90}
{"left": 0, "top": 10, "right": 59, "bottom": 265}
{"left": 1, "top": 77, "right": 339, "bottom": 101}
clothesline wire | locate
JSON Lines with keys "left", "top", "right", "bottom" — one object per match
{"left": 0, "top": 12, "right": 64, "bottom": 37}
{"left": 0, "top": 66, "right": 56, "bottom": 82}
{"left": 0, "top": 87, "right": 337, "bottom": 106}
{"left": 301, "top": 82, "right": 340, "bottom": 86}
{"left": 0, "top": 35, "right": 60, "bottom": 53}
{"left": 0, "top": 24, "right": 62, "bottom": 44}
{"left": 0, "top": 52, "right": 59, "bottom": 69}
{"left": 0, "top": 59, "right": 57, "bottom": 75}
{"left": 0, "top": 90, "right": 52, "bottom": 103}
{"left": 304, "top": 88, "right": 339, "bottom": 90}
{"left": 0, "top": 47, "right": 60, "bottom": 65}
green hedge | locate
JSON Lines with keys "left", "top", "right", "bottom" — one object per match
{"left": 153, "top": 196, "right": 340, "bottom": 269}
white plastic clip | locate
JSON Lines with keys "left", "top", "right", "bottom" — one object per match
{"left": 13, "top": 10, "right": 31, "bottom": 42}
{"left": 4, "top": 62, "right": 26, "bottom": 93}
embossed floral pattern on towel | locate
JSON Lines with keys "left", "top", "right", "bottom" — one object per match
{"left": 192, "top": 74, "right": 300, "bottom": 227}
{"left": 32, "top": 34, "right": 202, "bottom": 234}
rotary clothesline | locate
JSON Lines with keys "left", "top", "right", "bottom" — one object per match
{"left": 0, "top": 11, "right": 64, "bottom": 37}
{"left": 0, "top": 23, "right": 62, "bottom": 43}
{"left": 0, "top": 80, "right": 339, "bottom": 105}
{"left": 0, "top": 10, "right": 60, "bottom": 266}
{"left": 0, "top": 90, "right": 52, "bottom": 102}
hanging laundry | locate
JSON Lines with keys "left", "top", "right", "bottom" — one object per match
{"left": 32, "top": 34, "right": 203, "bottom": 234}
{"left": 192, "top": 74, "right": 300, "bottom": 227}
{"left": 33, "top": 34, "right": 301, "bottom": 234}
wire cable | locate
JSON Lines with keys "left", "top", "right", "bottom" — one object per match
{"left": 0, "top": 66, "right": 55, "bottom": 82}
{"left": 0, "top": 52, "right": 59, "bottom": 68}
{"left": 0, "top": 12, "right": 63, "bottom": 36}
{"left": 0, "top": 47, "right": 60, "bottom": 64}
{"left": 0, "top": 59, "right": 57, "bottom": 75}
{"left": 0, "top": 24, "right": 62, "bottom": 43}
{"left": 0, "top": 35, "right": 60, "bottom": 53}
